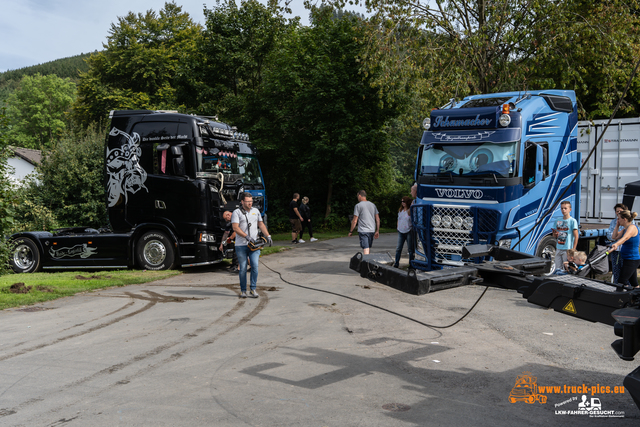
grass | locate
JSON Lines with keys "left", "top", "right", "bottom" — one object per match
{"left": 270, "top": 227, "right": 396, "bottom": 242}
{"left": 0, "top": 270, "right": 181, "bottom": 311}
{"left": 260, "top": 245, "right": 290, "bottom": 256}
{"left": 0, "top": 246, "right": 290, "bottom": 311}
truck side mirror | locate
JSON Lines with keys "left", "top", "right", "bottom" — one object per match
{"left": 171, "top": 145, "right": 186, "bottom": 177}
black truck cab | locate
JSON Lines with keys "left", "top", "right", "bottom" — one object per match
{"left": 9, "top": 110, "right": 265, "bottom": 273}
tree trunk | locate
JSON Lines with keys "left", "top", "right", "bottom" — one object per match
{"left": 324, "top": 178, "right": 333, "bottom": 219}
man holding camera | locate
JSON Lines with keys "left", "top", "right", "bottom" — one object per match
{"left": 232, "top": 192, "right": 272, "bottom": 298}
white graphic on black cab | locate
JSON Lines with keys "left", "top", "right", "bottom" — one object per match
{"left": 106, "top": 127, "right": 148, "bottom": 207}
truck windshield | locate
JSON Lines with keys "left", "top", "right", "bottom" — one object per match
{"left": 195, "top": 146, "right": 240, "bottom": 178}
{"left": 419, "top": 141, "right": 518, "bottom": 179}
{"left": 238, "top": 154, "right": 263, "bottom": 186}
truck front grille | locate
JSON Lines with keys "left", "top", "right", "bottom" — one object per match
{"left": 412, "top": 204, "right": 499, "bottom": 268}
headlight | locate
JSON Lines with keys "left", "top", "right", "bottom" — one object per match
{"left": 431, "top": 214, "right": 441, "bottom": 227}
{"left": 499, "top": 114, "right": 511, "bottom": 127}
{"left": 463, "top": 217, "right": 474, "bottom": 230}
{"left": 442, "top": 215, "right": 452, "bottom": 228}
{"left": 452, "top": 216, "right": 463, "bottom": 229}
{"left": 422, "top": 117, "right": 431, "bottom": 130}
{"left": 498, "top": 239, "right": 512, "bottom": 249}
{"left": 199, "top": 232, "right": 216, "bottom": 243}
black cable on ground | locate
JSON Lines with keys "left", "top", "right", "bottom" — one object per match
{"left": 260, "top": 259, "right": 489, "bottom": 329}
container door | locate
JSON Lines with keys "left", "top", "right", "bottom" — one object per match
{"left": 594, "top": 120, "right": 640, "bottom": 221}
{"left": 577, "top": 122, "right": 596, "bottom": 222}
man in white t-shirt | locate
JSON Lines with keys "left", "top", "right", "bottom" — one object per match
{"left": 231, "top": 193, "right": 272, "bottom": 298}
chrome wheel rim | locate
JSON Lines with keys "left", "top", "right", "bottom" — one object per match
{"left": 540, "top": 244, "right": 556, "bottom": 275}
{"left": 143, "top": 240, "right": 166, "bottom": 266}
{"left": 13, "top": 244, "right": 34, "bottom": 270}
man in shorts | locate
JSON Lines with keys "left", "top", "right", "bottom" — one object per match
{"left": 348, "top": 190, "right": 380, "bottom": 255}
{"left": 289, "top": 193, "right": 304, "bottom": 244}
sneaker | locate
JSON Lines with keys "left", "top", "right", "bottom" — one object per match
{"left": 240, "top": 291, "right": 247, "bottom": 298}
{"left": 299, "top": 239, "right": 306, "bottom": 243}
{"left": 249, "top": 289, "right": 259, "bottom": 298}
{"left": 292, "top": 240, "right": 298, "bottom": 244}
{"left": 310, "top": 237, "right": 318, "bottom": 242}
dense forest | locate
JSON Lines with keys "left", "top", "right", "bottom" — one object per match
{"left": 1, "top": 0, "right": 640, "bottom": 246}
{"left": 0, "top": 53, "right": 92, "bottom": 101}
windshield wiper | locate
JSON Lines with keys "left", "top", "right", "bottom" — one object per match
{"left": 437, "top": 170, "right": 454, "bottom": 183}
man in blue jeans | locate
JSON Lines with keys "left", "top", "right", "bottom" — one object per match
{"left": 231, "top": 192, "right": 272, "bottom": 298}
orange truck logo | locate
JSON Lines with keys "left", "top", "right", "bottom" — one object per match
{"left": 509, "top": 372, "right": 547, "bottom": 404}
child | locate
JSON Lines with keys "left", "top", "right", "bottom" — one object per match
{"left": 552, "top": 201, "right": 579, "bottom": 274}
{"left": 565, "top": 251, "right": 587, "bottom": 274}
{"left": 562, "top": 249, "right": 576, "bottom": 272}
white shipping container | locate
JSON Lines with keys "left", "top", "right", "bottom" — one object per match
{"left": 578, "top": 117, "right": 640, "bottom": 224}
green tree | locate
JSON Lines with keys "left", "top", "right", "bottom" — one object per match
{"left": 75, "top": 1, "right": 201, "bottom": 125}
{"left": 256, "top": 6, "right": 407, "bottom": 222}
{"left": 331, "top": 0, "right": 640, "bottom": 119}
{"left": 5, "top": 73, "right": 76, "bottom": 149}
{"left": 177, "top": 0, "right": 291, "bottom": 117}
{"left": 0, "top": 105, "right": 16, "bottom": 273}
{"left": 22, "top": 125, "right": 108, "bottom": 229}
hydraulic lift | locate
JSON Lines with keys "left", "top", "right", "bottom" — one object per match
{"left": 349, "top": 244, "right": 640, "bottom": 410}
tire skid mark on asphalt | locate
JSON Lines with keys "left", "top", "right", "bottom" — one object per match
{"left": 106, "top": 289, "right": 268, "bottom": 383}
{"left": 0, "top": 300, "right": 157, "bottom": 362}
{"left": 60, "top": 300, "right": 136, "bottom": 332}
{"left": 2, "top": 289, "right": 265, "bottom": 422}
{"left": 0, "top": 290, "right": 203, "bottom": 362}
{"left": 142, "top": 283, "right": 240, "bottom": 288}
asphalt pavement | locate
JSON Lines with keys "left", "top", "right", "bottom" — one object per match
{"left": 0, "top": 233, "right": 638, "bottom": 426}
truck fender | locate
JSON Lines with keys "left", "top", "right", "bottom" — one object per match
{"left": 9, "top": 231, "right": 51, "bottom": 256}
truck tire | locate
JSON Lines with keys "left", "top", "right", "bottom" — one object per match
{"left": 10, "top": 237, "right": 42, "bottom": 273}
{"left": 535, "top": 235, "right": 557, "bottom": 275}
{"left": 135, "top": 231, "right": 175, "bottom": 270}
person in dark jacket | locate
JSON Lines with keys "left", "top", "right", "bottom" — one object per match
{"left": 299, "top": 196, "right": 317, "bottom": 242}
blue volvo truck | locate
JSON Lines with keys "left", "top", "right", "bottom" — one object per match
{"left": 411, "top": 90, "right": 585, "bottom": 273}
{"left": 351, "top": 90, "right": 609, "bottom": 294}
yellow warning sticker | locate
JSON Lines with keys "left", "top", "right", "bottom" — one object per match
{"left": 563, "top": 300, "right": 577, "bottom": 314}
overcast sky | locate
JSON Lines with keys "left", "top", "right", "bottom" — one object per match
{"left": 0, "top": 0, "right": 364, "bottom": 73}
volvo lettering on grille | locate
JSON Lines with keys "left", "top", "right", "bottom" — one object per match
{"left": 435, "top": 189, "right": 484, "bottom": 199}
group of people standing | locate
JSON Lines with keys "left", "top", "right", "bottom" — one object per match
{"left": 289, "top": 193, "right": 318, "bottom": 244}
{"left": 553, "top": 199, "right": 640, "bottom": 287}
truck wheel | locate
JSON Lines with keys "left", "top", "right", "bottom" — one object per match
{"left": 536, "top": 235, "right": 556, "bottom": 275}
{"left": 136, "top": 231, "right": 175, "bottom": 270}
{"left": 10, "top": 238, "right": 42, "bottom": 273}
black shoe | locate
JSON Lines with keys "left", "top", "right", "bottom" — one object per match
{"left": 292, "top": 240, "right": 298, "bottom": 244}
